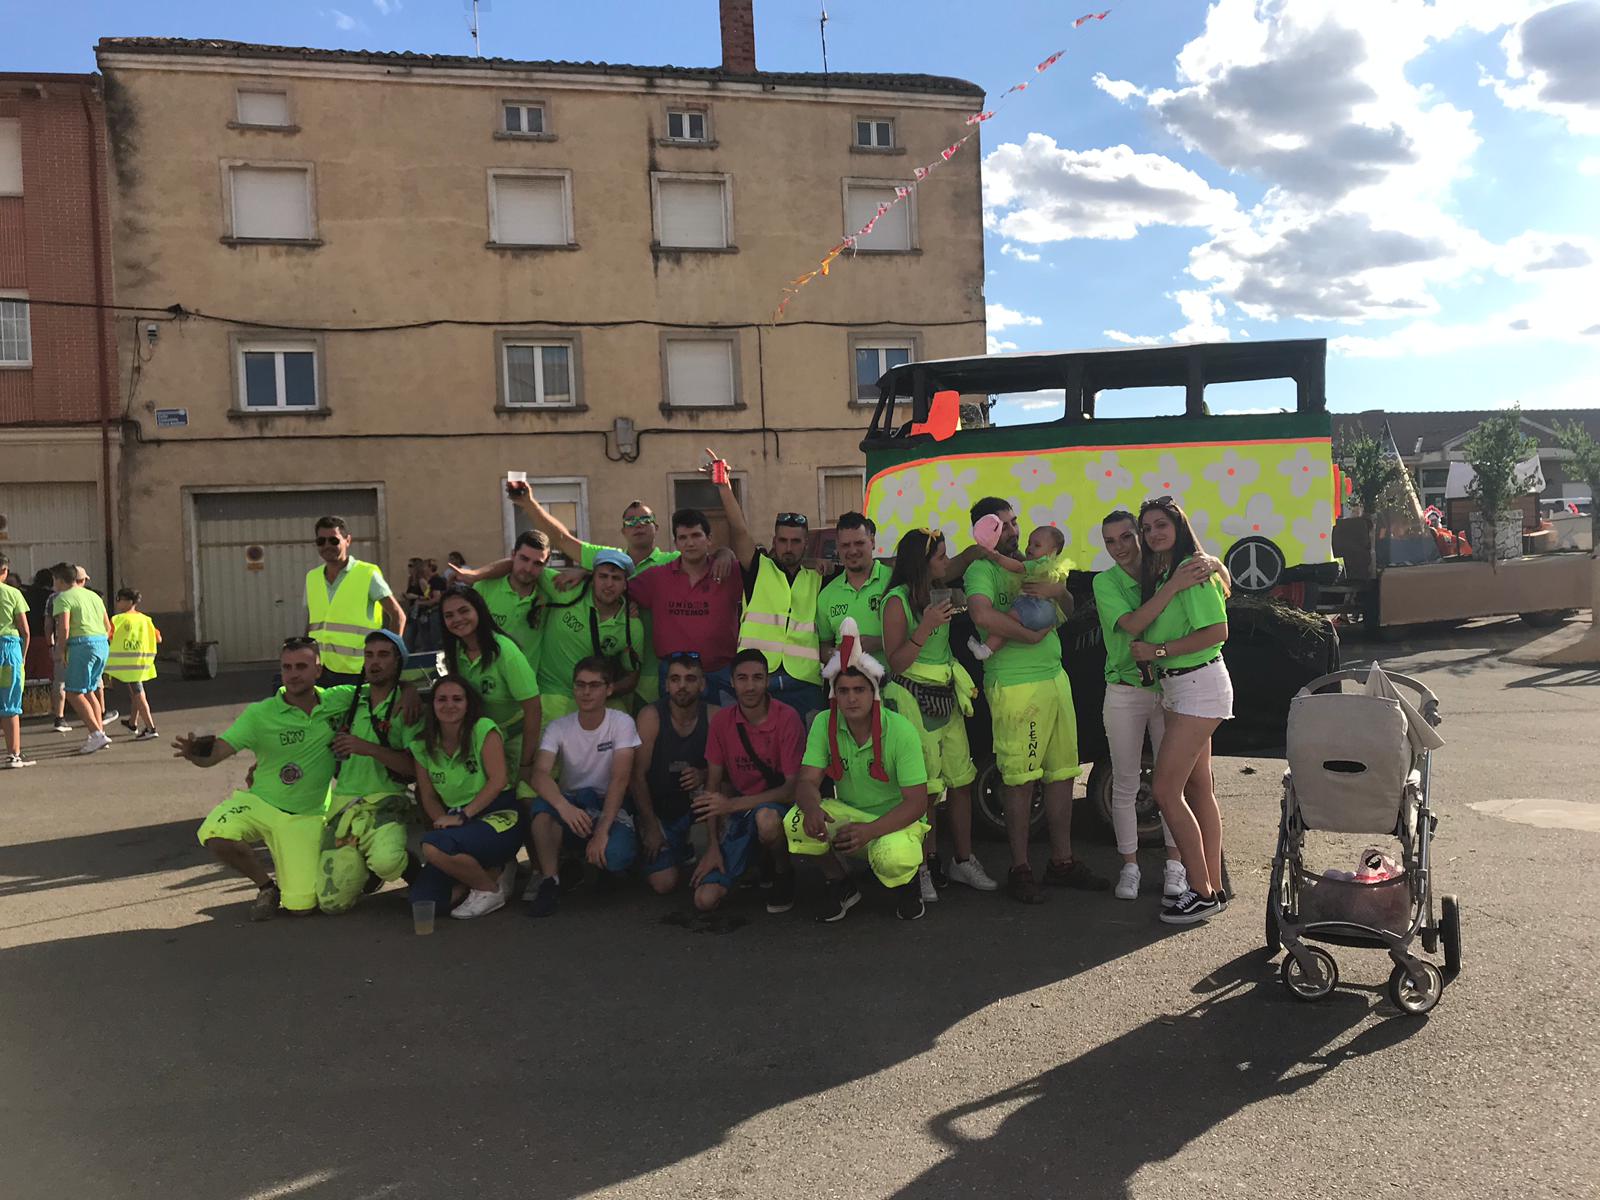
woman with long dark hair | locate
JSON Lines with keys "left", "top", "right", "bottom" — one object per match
{"left": 881, "top": 528, "right": 998, "bottom": 899}
{"left": 1128, "top": 496, "right": 1233, "bottom": 925}
{"left": 440, "top": 585, "right": 540, "bottom": 786}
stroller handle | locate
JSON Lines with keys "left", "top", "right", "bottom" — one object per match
{"left": 1301, "top": 666, "right": 1442, "bottom": 727}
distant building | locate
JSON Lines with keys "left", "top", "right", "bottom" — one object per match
{"left": 95, "top": 1, "right": 987, "bottom": 659}
{"left": 0, "top": 73, "right": 118, "bottom": 586}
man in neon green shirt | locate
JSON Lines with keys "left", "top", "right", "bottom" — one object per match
{"left": 472, "top": 530, "right": 566, "bottom": 670}
{"left": 817, "top": 513, "right": 893, "bottom": 662}
{"left": 0, "top": 554, "right": 32, "bottom": 769}
{"left": 536, "top": 550, "right": 643, "bottom": 719}
{"left": 51, "top": 562, "right": 114, "bottom": 754}
{"left": 179, "top": 638, "right": 339, "bottom": 919}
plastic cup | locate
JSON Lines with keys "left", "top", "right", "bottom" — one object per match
{"left": 411, "top": 901, "right": 436, "bottom": 936}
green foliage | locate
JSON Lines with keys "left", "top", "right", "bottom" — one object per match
{"left": 1555, "top": 420, "right": 1600, "bottom": 544}
{"left": 1462, "top": 407, "right": 1538, "bottom": 520}
{"left": 1336, "top": 428, "right": 1400, "bottom": 515}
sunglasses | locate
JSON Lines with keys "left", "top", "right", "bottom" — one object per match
{"left": 622, "top": 515, "right": 657, "bottom": 528}
{"left": 314, "top": 536, "right": 344, "bottom": 547}
{"left": 665, "top": 651, "right": 702, "bottom": 664}
{"left": 282, "top": 636, "right": 318, "bottom": 651}
{"left": 775, "top": 513, "right": 809, "bottom": 528}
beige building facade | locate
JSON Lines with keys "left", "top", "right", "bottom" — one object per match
{"left": 96, "top": 16, "right": 985, "bottom": 660}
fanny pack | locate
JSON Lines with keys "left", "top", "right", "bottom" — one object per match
{"left": 891, "top": 674, "right": 956, "bottom": 722}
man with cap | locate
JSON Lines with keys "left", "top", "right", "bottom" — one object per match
{"left": 785, "top": 618, "right": 932, "bottom": 923}
{"left": 535, "top": 548, "right": 643, "bottom": 720}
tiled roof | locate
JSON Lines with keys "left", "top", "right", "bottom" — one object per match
{"left": 1333, "top": 408, "right": 1600, "bottom": 454}
{"left": 94, "top": 37, "right": 985, "bottom": 98}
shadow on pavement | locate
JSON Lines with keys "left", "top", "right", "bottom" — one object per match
{"left": 1504, "top": 665, "right": 1600, "bottom": 689}
{"left": 0, "top": 820, "right": 220, "bottom": 898}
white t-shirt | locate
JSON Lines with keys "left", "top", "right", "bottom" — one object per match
{"left": 539, "top": 708, "right": 641, "bottom": 796}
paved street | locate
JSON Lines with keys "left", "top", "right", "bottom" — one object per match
{"left": 2, "top": 617, "right": 1597, "bottom": 1200}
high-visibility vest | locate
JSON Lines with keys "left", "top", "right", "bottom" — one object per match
{"left": 737, "top": 556, "right": 823, "bottom": 685}
{"left": 305, "top": 559, "right": 382, "bottom": 675}
{"left": 107, "top": 612, "right": 159, "bottom": 682}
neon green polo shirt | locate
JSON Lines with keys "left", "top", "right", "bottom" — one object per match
{"left": 537, "top": 593, "right": 642, "bottom": 700}
{"left": 474, "top": 574, "right": 563, "bottom": 670}
{"left": 801, "top": 704, "right": 927, "bottom": 818}
{"left": 816, "top": 561, "right": 893, "bottom": 645}
{"left": 219, "top": 689, "right": 338, "bottom": 816}
{"left": 963, "top": 558, "right": 1063, "bottom": 685}
{"left": 52, "top": 586, "right": 110, "bottom": 639}
{"left": 579, "top": 541, "right": 677, "bottom": 702}
{"left": 321, "top": 683, "right": 424, "bottom": 799}
{"left": 409, "top": 716, "right": 502, "bottom": 809}
{"left": 883, "top": 585, "right": 954, "bottom": 685}
{"left": 453, "top": 633, "right": 538, "bottom": 739}
{"left": 1143, "top": 558, "right": 1229, "bottom": 670}
{"left": 1092, "top": 566, "right": 1151, "bottom": 689}
{"left": 0, "top": 582, "right": 26, "bottom": 639}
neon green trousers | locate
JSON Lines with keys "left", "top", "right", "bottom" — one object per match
{"left": 317, "top": 792, "right": 418, "bottom": 914}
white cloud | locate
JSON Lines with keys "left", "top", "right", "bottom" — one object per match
{"left": 1104, "top": 329, "right": 1161, "bottom": 346}
{"left": 372, "top": 0, "right": 402, "bottom": 13}
{"left": 1485, "top": 1, "right": 1600, "bottom": 135}
{"left": 1580, "top": 156, "right": 1600, "bottom": 175}
{"left": 986, "top": 303, "right": 1043, "bottom": 331}
{"left": 322, "top": 8, "right": 362, "bottom": 31}
{"left": 1092, "top": 73, "right": 1144, "bottom": 102}
{"left": 1170, "top": 290, "right": 1231, "bottom": 344}
{"left": 1001, "top": 243, "right": 1042, "bottom": 263}
{"left": 986, "top": 335, "right": 1019, "bottom": 354}
{"left": 983, "top": 135, "right": 1240, "bottom": 243}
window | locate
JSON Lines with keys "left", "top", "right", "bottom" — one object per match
{"left": 237, "top": 341, "right": 319, "bottom": 410}
{"left": 235, "top": 90, "right": 291, "bottom": 127}
{"left": 502, "top": 102, "right": 547, "bottom": 136}
{"left": 488, "top": 171, "right": 573, "bottom": 246}
{"left": 501, "top": 339, "right": 576, "bottom": 408}
{"left": 819, "top": 469, "right": 866, "bottom": 525}
{"left": 0, "top": 294, "right": 30, "bottom": 367}
{"left": 663, "top": 336, "right": 738, "bottom": 408}
{"left": 227, "top": 164, "right": 314, "bottom": 241}
{"left": 652, "top": 173, "right": 732, "bottom": 249}
{"left": 0, "top": 119, "right": 20, "bottom": 195}
{"left": 855, "top": 118, "right": 895, "bottom": 149}
{"left": 666, "top": 109, "right": 709, "bottom": 142}
{"left": 844, "top": 181, "right": 914, "bottom": 252}
{"left": 852, "top": 338, "right": 915, "bottom": 403}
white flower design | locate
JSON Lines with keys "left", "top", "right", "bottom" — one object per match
{"left": 1086, "top": 544, "right": 1114, "bottom": 572}
{"left": 1278, "top": 446, "right": 1331, "bottom": 498}
{"left": 1011, "top": 456, "right": 1058, "bottom": 494}
{"left": 1140, "top": 453, "right": 1193, "bottom": 506}
{"left": 1221, "top": 493, "right": 1285, "bottom": 540}
{"left": 1026, "top": 497, "right": 1074, "bottom": 547}
{"left": 1087, "top": 451, "right": 1133, "bottom": 502}
{"left": 1188, "top": 510, "right": 1212, "bottom": 546}
{"left": 1202, "top": 449, "right": 1260, "bottom": 507}
{"left": 1292, "top": 500, "right": 1334, "bottom": 563}
{"left": 930, "top": 460, "right": 979, "bottom": 503}
{"left": 869, "top": 469, "right": 928, "bottom": 529}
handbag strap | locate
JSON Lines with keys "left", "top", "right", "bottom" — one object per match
{"left": 734, "top": 720, "right": 785, "bottom": 791}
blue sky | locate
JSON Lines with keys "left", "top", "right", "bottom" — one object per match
{"left": 9, "top": 0, "right": 1599, "bottom": 423}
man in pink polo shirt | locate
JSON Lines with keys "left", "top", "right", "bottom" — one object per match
{"left": 628, "top": 508, "right": 744, "bottom": 704}
{"left": 691, "top": 649, "right": 805, "bottom": 915}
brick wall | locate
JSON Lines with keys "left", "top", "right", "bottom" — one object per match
{"left": 0, "top": 80, "right": 116, "bottom": 426}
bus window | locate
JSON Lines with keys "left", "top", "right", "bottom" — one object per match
{"left": 1204, "top": 378, "right": 1297, "bottom": 415}
{"left": 1092, "top": 385, "right": 1187, "bottom": 419}
{"left": 989, "top": 388, "right": 1066, "bottom": 427}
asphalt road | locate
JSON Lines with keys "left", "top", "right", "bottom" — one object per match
{"left": 2, "top": 616, "right": 1597, "bottom": 1200}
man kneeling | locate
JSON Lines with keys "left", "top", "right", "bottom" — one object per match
{"left": 786, "top": 619, "right": 931, "bottom": 922}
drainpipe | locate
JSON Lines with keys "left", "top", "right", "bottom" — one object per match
{"left": 80, "top": 80, "right": 116, "bottom": 586}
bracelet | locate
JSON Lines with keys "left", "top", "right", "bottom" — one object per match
{"left": 910, "top": 635, "right": 925, "bottom": 647}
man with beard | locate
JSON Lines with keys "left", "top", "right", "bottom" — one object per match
{"left": 537, "top": 550, "right": 643, "bottom": 719}
{"left": 633, "top": 652, "right": 712, "bottom": 896}
{"left": 473, "top": 528, "right": 564, "bottom": 673}
{"left": 628, "top": 509, "right": 744, "bottom": 705}
{"left": 817, "top": 513, "right": 891, "bottom": 663}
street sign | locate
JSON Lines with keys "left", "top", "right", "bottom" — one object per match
{"left": 155, "top": 408, "right": 189, "bottom": 428}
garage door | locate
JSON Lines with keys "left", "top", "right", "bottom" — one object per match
{"left": 0, "top": 482, "right": 106, "bottom": 586}
{"left": 195, "top": 489, "right": 381, "bottom": 664}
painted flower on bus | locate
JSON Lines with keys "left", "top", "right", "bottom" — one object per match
{"left": 1012, "top": 456, "right": 1058, "bottom": 494}
{"left": 1292, "top": 500, "right": 1335, "bottom": 563}
{"left": 1088, "top": 451, "right": 1133, "bottom": 502}
{"left": 1027, "top": 495, "right": 1075, "bottom": 546}
{"left": 1222, "top": 493, "right": 1285, "bottom": 541}
{"left": 870, "top": 469, "right": 927, "bottom": 530}
{"left": 1140, "top": 453, "right": 1193, "bottom": 506}
{"left": 1278, "top": 445, "right": 1330, "bottom": 498}
{"left": 1202, "top": 448, "right": 1260, "bottom": 507}
{"left": 928, "top": 460, "right": 979, "bottom": 531}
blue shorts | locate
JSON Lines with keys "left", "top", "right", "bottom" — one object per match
{"left": 698, "top": 808, "right": 778, "bottom": 891}
{"left": 413, "top": 791, "right": 525, "bottom": 907}
{"left": 0, "top": 637, "right": 22, "bottom": 717}
{"left": 528, "top": 787, "right": 638, "bottom": 873}
{"left": 640, "top": 811, "right": 697, "bottom": 877}
{"left": 1010, "top": 594, "right": 1057, "bottom": 632}
{"left": 64, "top": 636, "right": 109, "bottom": 695}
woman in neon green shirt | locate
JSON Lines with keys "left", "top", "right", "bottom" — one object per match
{"left": 1129, "top": 497, "right": 1233, "bottom": 926}
{"left": 440, "top": 586, "right": 540, "bottom": 785}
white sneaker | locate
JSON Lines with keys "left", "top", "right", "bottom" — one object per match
{"left": 1114, "top": 863, "right": 1141, "bottom": 900}
{"left": 1163, "top": 860, "right": 1188, "bottom": 899}
{"left": 102, "top": 709, "right": 121, "bottom": 725}
{"left": 966, "top": 636, "right": 994, "bottom": 662}
{"left": 497, "top": 860, "right": 519, "bottom": 900}
{"left": 918, "top": 863, "right": 939, "bottom": 903}
{"left": 450, "top": 889, "right": 507, "bottom": 920}
{"left": 946, "top": 855, "right": 1000, "bottom": 892}
{"left": 3, "top": 753, "right": 37, "bottom": 769}
{"left": 78, "top": 731, "right": 111, "bottom": 755}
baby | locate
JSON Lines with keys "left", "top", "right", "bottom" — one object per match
{"left": 968, "top": 518, "right": 1070, "bottom": 661}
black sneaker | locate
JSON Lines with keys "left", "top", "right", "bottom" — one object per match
{"left": 52, "top": 719, "right": 71, "bottom": 734}
{"left": 361, "top": 871, "right": 385, "bottom": 896}
{"left": 528, "top": 876, "right": 560, "bottom": 918}
{"left": 815, "top": 878, "right": 862, "bottom": 923}
{"left": 250, "top": 882, "right": 281, "bottom": 921}
{"left": 895, "top": 883, "right": 926, "bottom": 921}
{"left": 1044, "top": 858, "right": 1112, "bottom": 891}
{"left": 765, "top": 868, "right": 797, "bottom": 914}
{"left": 1007, "top": 865, "right": 1046, "bottom": 905}
{"left": 927, "top": 855, "right": 950, "bottom": 890}
{"left": 1160, "top": 889, "right": 1221, "bottom": 925}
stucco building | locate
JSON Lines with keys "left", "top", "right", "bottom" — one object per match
{"left": 94, "top": 4, "right": 986, "bottom": 661}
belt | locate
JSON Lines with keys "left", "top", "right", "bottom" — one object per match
{"left": 1158, "top": 655, "right": 1220, "bottom": 679}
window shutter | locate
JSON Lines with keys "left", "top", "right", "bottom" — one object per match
{"left": 658, "top": 179, "right": 727, "bottom": 248}
{"left": 824, "top": 474, "right": 865, "bottom": 524}
{"left": 232, "top": 167, "right": 311, "bottom": 239}
{"left": 667, "top": 341, "right": 735, "bottom": 407}
{"left": 0, "top": 120, "right": 21, "bottom": 194}
{"left": 494, "top": 176, "right": 567, "bottom": 245}
{"left": 237, "top": 92, "right": 290, "bottom": 126}
{"left": 846, "top": 185, "right": 909, "bottom": 251}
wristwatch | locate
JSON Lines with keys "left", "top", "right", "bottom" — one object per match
{"left": 1155, "top": 645, "right": 1168, "bottom": 660}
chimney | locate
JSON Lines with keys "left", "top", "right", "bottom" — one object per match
{"left": 719, "top": 0, "right": 757, "bottom": 74}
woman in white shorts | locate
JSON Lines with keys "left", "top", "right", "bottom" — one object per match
{"left": 1129, "top": 497, "right": 1234, "bottom": 926}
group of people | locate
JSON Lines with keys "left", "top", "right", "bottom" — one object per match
{"left": 174, "top": 450, "right": 1237, "bottom": 928}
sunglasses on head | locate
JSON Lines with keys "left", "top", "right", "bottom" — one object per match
{"left": 775, "top": 513, "right": 809, "bottom": 528}
{"left": 314, "top": 536, "right": 343, "bottom": 546}
{"left": 666, "top": 651, "right": 702, "bottom": 665}
{"left": 282, "top": 636, "right": 318, "bottom": 651}
{"left": 622, "top": 515, "right": 657, "bottom": 528}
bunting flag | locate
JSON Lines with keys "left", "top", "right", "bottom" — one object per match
{"left": 774, "top": 10, "right": 1114, "bottom": 321}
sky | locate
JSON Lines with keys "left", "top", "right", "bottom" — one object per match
{"left": 7, "top": 0, "right": 1599, "bottom": 425}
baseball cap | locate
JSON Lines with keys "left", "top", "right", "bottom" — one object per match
{"left": 591, "top": 548, "right": 634, "bottom": 575}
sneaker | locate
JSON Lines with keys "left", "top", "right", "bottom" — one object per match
{"left": 927, "top": 855, "right": 949, "bottom": 890}
{"left": 250, "top": 882, "right": 281, "bottom": 921}
{"left": 78, "top": 730, "right": 111, "bottom": 755}
{"left": 917, "top": 863, "right": 939, "bottom": 904}
{"left": 134, "top": 728, "right": 160, "bottom": 742}
{"left": 497, "top": 860, "right": 519, "bottom": 900}
{"left": 765, "top": 868, "right": 797, "bottom": 914}
{"left": 1163, "top": 860, "right": 1188, "bottom": 900}
{"left": 3, "top": 753, "right": 37, "bottom": 769}
{"left": 102, "top": 709, "right": 120, "bottom": 725}
{"left": 946, "top": 855, "right": 1000, "bottom": 892}
{"left": 52, "top": 719, "right": 71, "bottom": 734}
{"left": 966, "top": 636, "right": 994, "bottom": 662}
{"left": 450, "top": 889, "right": 506, "bottom": 920}
{"left": 120, "top": 716, "right": 137, "bottom": 732}
{"left": 815, "top": 878, "right": 862, "bottom": 923}
{"left": 528, "top": 876, "right": 560, "bottom": 918}
{"left": 1114, "top": 863, "right": 1141, "bottom": 900}
{"left": 896, "top": 883, "right": 927, "bottom": 921}
{"left": 1007, "top": 864, "right": 1046, "bottom": 905}
{"left": 361, "top": 871, "right": 385, "bottom": 896}
{"left": 1160, "top": 889, "right": 1221, "bottom": 925}
{"left": 1044, "top": 858, "right": 1111, "bottom": 891}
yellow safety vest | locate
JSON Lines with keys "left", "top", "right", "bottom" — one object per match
{"left": 107, "top": 612, "right": 158, "bottom": 682}
{"left": 305, "top": 559, "right": 382, "bottom": 675}
{"left": 738, "top": 556, "right": 823, "bottom": 685}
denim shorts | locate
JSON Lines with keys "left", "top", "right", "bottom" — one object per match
{"left": 64, "top": 636, "right": 109, "bottom": 695}
{"left": 1160, "top": 657, "right": 1234, "bottom": 720}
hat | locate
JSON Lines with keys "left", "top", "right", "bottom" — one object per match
{"left": 591, "top": 548, "right": 634, "bottom": 575}
{"left": 365, "top": 628, "right": 408, "bottom": 662}
{"left": 972, "top": 513, "right": 1004, "bottom": 551}
{"left": 820, "top": 617, "right": 888, "bottom": 783}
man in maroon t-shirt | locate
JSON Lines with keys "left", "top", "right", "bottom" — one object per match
{"left": 690, "top": 648, "right": 805, "bottom": 915}
{"left": 628, "top": 507, "right": 744, "bottom": 704}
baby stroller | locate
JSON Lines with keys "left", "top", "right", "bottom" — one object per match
{"left": 1268, "top": 664, "right": 1460, "bottom": 1016}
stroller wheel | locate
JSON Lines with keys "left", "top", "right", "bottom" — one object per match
{"left": 1387, "top": 961, "right": 1444, "bottom": 1015}
{"left": 1281, "top": 947, "right": 1338, "bottom": 1001}
{"left": 1440, "top": 894, "right": 1462, "bottom": 978}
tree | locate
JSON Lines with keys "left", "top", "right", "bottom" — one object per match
{"left": 1462, "top": 407, "right": 1539, "bottom": 521}
{"left": 1336, "top": 428, "right": 1401, "bottom": 516}
{"left": 1555, "top": 420, "right": 1600, "bottom": 550}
